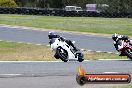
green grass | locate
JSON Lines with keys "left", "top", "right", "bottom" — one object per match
{"left": 109, "top": 84, "right": 132, "bottom": 88}
{"left": 0, "top": 41, "right": 127, "bottom": 61}
{"left": 0, "top": 14, "right": 132, "bottom": 36}
{"left": 0, "top": 41, "right": 54, "bottom": 61}
{"left": 84, "top": 51, "right": 126, "bottom": 60}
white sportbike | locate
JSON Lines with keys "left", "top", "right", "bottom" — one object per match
{"left": 49, "top": 38, "right": 84, "bottom": 62}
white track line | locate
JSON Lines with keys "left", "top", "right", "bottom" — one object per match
{"left": 104, "top": 72, "right": 119, "bottom": 74}
{"left": 0, "top": 60, "right": 90, "bottom": 63}
{"left": 99, "top": 59, "right": 128, "bottom": 61}
{"left": 107, "top": 52, "right": 113, "bottom": 54}
{"left": 0, "top": 40, "right": 44, "bottom": 46}
{"left": 0, "top": 59, "right": 127, "bottom": 62}
{"left": 96, "top": 51, "right": 102, "bottom": 53}
{"left": 33, "top": 43, "right": 42, "bottom": 45}
{"left": 0, "top": 74, "right": 22, "bottom": 76}
{"left": 0, "top": 61, "right": 62, "bottom": 63}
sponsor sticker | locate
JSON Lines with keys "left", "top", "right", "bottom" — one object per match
{"left": 76, "top": 66, "right": 131, "bottom": 85}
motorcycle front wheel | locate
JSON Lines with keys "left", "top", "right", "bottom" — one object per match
{"left": 124, "top": 49, "right": 132, "bottom": 60}
{"left": 56, "top": 47, "right": 68, "bottom": 62}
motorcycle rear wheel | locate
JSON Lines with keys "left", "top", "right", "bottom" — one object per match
{"left": 76, "top": 51, "right": 84, "bottom": 62}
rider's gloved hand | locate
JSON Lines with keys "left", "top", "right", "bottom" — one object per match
{"left": 60, "top": 37, "right": 65, "bottom": 41}
{"left": 128, "top": 39, "right": 130, "bottom": 42}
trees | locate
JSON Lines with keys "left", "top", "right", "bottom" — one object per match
{"left": 95, "top": 0, "right": 132, "bottom": 13}
{"left": 13, "top": 0, "right": 132, "bottom": 13}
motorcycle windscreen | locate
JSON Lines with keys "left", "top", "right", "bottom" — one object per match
{"left": 49, "top": 38, "right": 56, "bottom": 45}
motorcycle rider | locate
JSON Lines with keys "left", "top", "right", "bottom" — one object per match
{"left": 48, "top": 32, "right": 79, "bottom": 51}
{"left": 112, "top": 33, "right": 132, "bottom": 51}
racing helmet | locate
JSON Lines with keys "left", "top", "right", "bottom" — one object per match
{"left": 112, "top": 33, "right": 118, "bottom": 41}
{"left": 48, "top": 32, "right": 56, "bottom": 39}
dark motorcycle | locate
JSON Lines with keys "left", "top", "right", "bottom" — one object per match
{"left": 115, "top": 40, "right": 132, "bottom": 60}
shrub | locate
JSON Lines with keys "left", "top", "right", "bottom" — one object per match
{"left": 0, "top": 0, "right": 17, "bottom": 7}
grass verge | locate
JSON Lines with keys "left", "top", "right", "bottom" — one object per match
{"left": 109, "top": 84, "right": 132, "bottom": 88}
{"left": 0, "top": 14, "right": 132, "bottom": 36}
{"left": 0, "top": 41, "right": 127, "bottom": 61}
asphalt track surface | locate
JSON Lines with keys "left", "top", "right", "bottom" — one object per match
{"left": 0, "top": 60, "right": 132, "bottom": 88}
{"left": 0, "top": 26, "right": 116, "bottom": 52}
{"left": 0, "top": 25, "right": 132, "bottom": 88}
